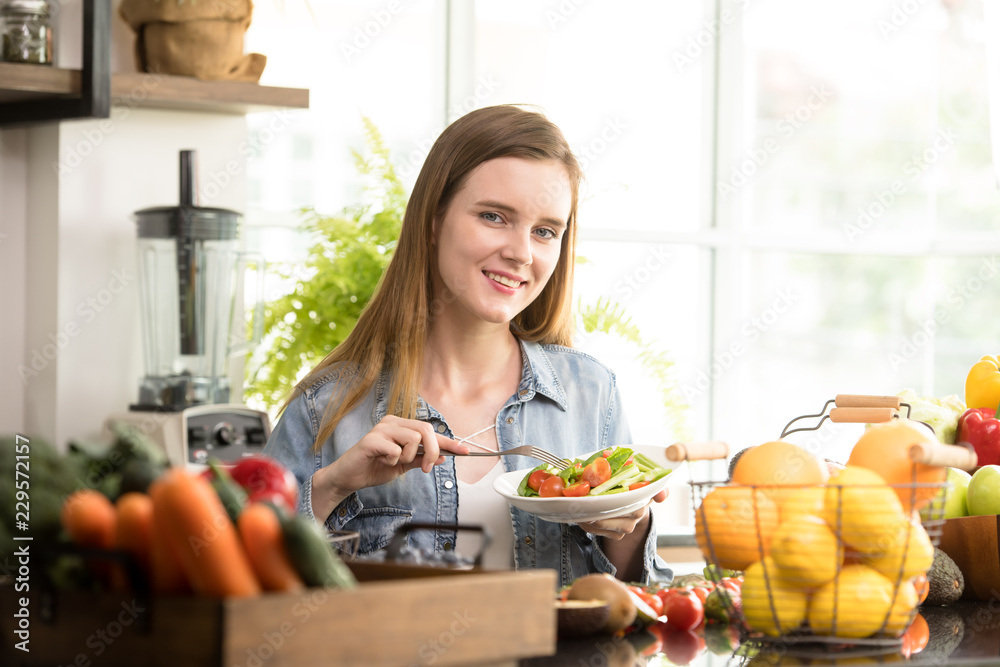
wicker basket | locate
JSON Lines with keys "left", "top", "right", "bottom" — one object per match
{"left": 675, "top": 395, "right": 977, "bottom": 654}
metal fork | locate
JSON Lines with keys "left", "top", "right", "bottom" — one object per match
{"left": 419, "top": 444, "right": 569, "bottom": 468}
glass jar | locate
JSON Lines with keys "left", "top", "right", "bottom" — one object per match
{"left": 1, "top": 0, "right": 52, "bottom": 65}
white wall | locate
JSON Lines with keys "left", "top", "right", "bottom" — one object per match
{"left": 0, "top": 130, "right": 28, "bottom": 434}
{"left": 1, "top": 0, "right": 253, "bottom": 447}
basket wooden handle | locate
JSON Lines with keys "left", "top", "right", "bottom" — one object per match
{"left": 666, "top": 441, "right": 729, "bottom": 462}
{"left": 909, "top": 442, "right": 978, "bottom": 470}
{"left": 835, "top": 394, "right": 901, "bottom": 409}
{"left": 829, "top": 407, "right": 897, "bottom": 423}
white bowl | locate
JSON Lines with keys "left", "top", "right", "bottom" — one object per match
{"left": 492, "top": 445, "right": 678, "bottom": 524}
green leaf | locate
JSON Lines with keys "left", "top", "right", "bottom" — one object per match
{"left": 244, "top": 119, "right": 405, "bottom": 409}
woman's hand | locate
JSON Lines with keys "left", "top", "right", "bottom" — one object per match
{"left": 578, "top": 489, "right": 668, "bottom": 540}
{"left": 311, "top": 415, "right": 469, "bottom": 520}
{"left": 582, "top": 489, "right": 668, "bottom": 583}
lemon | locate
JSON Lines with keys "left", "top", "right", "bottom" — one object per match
{"left": 742, "top": 557, "right": 809, "bottom": 636}
{"left": 862, "top": 520, "right": 933, "bottom": 582}
{"left": 777, "top": 486, "right": 826, "bottom": 521}
{"left": 695, "top": 485, "right": 779, "bottom": 571}
{"left": 808, "top": 564, "right": 896, "bottom": 638}
{"left": 823, "top": 467, "right": 907, "bottom": 551}
{"left": 770, "top": 514, "right": 843, "bottom": 588}
{"left": 884, "top": 580, "right": 920, "bottom": 635}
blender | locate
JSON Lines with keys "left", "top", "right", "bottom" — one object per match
{"left": 106, "top": 150, "right": 270, "bottom": 467}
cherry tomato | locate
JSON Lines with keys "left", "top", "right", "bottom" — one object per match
{"left": 628, "top": 585, "right": 645, "bottom": 597}
{"left": 664, "top": 590, "right": 704, "bottom": 631}
{"left": 718, "top": 577, "right": 742, "bottom": 595}
{"left": 628, "top": 481, "right": 650, "bottom": 491}
{"left": 539, "top": 476, "right": 566, "bottom": 497}
{"left": 639, "top": 591, "right": 664, "bottom": 618}
{"left": 229, "top": 456, "right": 299, "bottom": 512}
{"left": 691, "top": 586, "right": 710, "bottom": 605}
{"left": 602, "top": 449, "right": 613, "bottom": 458}
{"left": 913, "top": 573, "right": 929, "bottom": 604}
{"left": 527, "top": 470, "right": 553, "bottom": 492}
{"left": 661, "top": 628, "right": 705, "bottom": 666}
{"left": 563, "top": 481, "right": 591, "bottom": 497}
{"left": 625, "top": 457, "right": 634, "bottom": 466}
{"left": 655, "top": 586, "right": 682, "bottom": 609}
{"left": 581, "top": 457, "right": 611, "bottom": 487}
{"left": 901, "top": 613, "right": 929, "bottom": 658}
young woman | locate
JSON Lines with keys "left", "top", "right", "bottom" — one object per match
{"left": 264, "top": 105, "right": 673, "bottom": 585}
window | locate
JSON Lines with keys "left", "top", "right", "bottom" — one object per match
{"left": 243, "top": 0, "right": 1000, "bottom": 531}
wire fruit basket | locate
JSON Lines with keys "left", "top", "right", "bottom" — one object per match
{"left": 674, "top": 394, "right": 978, "bottom": 656}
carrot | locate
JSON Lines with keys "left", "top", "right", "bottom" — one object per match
{"left": 237, "top": 503, "right": 305, "bottom": 593}
{"left": 148, "top": 477, "right": 192, "bottom": 594}
{"left": 61, "top": 489, "right": 116, "bottom": 549}
{"left": 153, "top": 468, "right": 260, "bottom": 597}
{"left": 114, "top": 492, "right": 154, "bottom": 579}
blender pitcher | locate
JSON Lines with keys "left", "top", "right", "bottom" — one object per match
{"left": 133, "top": 150, "right": 263, "bottom": 409}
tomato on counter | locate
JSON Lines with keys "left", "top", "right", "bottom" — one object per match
{"left": 664, "top": 589, "right": 704, "bottom": 631}
{"left": 656, "top": 626, "right": 706, "bottom": 666}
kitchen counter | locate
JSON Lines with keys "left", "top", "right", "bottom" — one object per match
{"left": 520, "top": 601, "right": 1000, "bottom": 666}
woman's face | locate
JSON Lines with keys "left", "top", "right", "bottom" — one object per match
{"left": 432, "top": 157, "right": 572, "bottom": 329}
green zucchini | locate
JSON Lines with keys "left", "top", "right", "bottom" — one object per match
{"left": 281, "top": 514, "right": 357, "bottom": 589}
{"left": 205, "top": 460, "right": 247, "bottom": 522}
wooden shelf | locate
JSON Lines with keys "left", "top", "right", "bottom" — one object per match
{"left": 0, "top": 62, "right": 309, "bottom": 116}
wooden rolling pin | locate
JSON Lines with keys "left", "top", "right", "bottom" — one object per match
{"left": 829, "top": 407, "right": 898, "bottom": 424}
{"left": 909, "top": 441, "right": 978, "bottom": 471}
{"left": 666, "top": 441, "right": 730, "bottom": 462}
{"left": 834, "top": 394, "right": 902, "bottom": 409}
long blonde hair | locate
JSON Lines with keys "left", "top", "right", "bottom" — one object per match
{"left": 289, "top": 105, "right": 582, "bottom": 451}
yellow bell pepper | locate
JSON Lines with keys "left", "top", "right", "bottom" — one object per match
{"left": 965, "top": 356, "right": 1000, "bottom": 410}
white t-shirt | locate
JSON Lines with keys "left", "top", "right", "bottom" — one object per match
{"left": 456, "top": 461, "right": 515, "bottom": 570}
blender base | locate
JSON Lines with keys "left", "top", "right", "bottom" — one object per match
{"left": 104, "top": 404, "right": 271, "bottom": 469}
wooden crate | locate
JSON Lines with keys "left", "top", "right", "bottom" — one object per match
{"left": 0, "top": 563, "right": 557, "bottom": 667}
{"left": 938, "top": 514, "right": 1000, "bottom": 602}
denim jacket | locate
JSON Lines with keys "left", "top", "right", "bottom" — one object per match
{"left": 263, "top": 339, "right": 674, "bottom": 588}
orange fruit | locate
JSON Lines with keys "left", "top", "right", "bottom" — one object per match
{"left": 695, "top": 486, "right": 779, "bottom": 571}
{"left": 731, "top": 441, "right": 829, "bottom": 505}
{"left": 901, "top": 613, "right": 929, "bottom": 657}
{"left": 846, "top": 419, "right": 946, "bottom": 512}
{"left": 913, "top": 573, "right": 929, "bottom": 604}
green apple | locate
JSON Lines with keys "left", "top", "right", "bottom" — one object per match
{"left": 942, "top": 467, "right": 972, "bottom": 518}
{"left": 920, "top": 467, "right": 972, "bottom": 520}
{"left": 967, "top": 465, "right": 1000, "bottom": 516}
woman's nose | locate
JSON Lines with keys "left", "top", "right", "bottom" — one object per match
{"left": 500, "top": 228, "right": 533, "bottom": 265}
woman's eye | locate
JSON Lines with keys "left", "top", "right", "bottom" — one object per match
{"left": 480, "top": 211, "right": 503, "bottom": 223}
{"left": 535, "top": 227, "right": 559, "bottom": 240}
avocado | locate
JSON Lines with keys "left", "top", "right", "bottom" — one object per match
{"left": 919, "top": 605, "right": 965, "bottom": 661}
{"left": 925, "top": 547, "right": 964, "bottom": 606}
{"left": 728, "top": 448, "right": 753, "bottom": 480}
{"left": 567, "top": 573, "right": 637, "bottom": 633}
{"left": 555, "top": 599, "right": 611, "bottom": 638}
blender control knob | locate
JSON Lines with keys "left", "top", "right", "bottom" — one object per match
{"left": 213, "top": 422, "right": 235, "bottom": 446}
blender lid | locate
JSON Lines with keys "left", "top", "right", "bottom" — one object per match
{"left": 135, "top": 205, "right": 241, "bottom": 241}
{"left": 135, "top": 149, "right": 242, "bottom": 240}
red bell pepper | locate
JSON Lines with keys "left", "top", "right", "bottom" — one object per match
{"left": 957, "top": 405, "right": 1000, "bottom": 466}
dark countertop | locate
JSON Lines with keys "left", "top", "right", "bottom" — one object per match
{"left": 520, "top": 601, "right": 1000, "bottom": 666}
